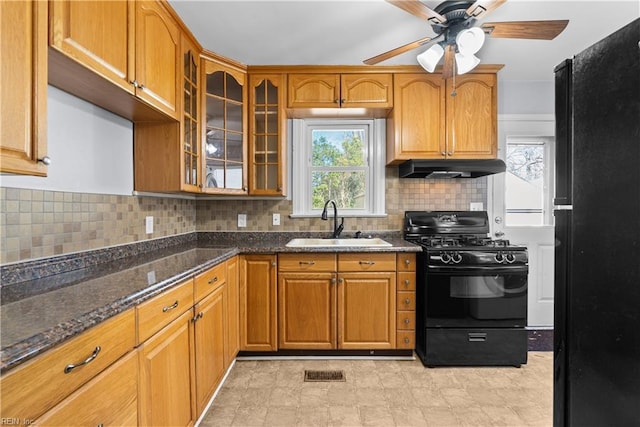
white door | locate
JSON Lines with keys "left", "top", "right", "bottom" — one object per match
{"left": 490, "top": 116, "right": 555, "bottom": 327}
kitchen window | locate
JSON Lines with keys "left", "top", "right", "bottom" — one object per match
{"left": 291, "top": 119, "right": 386, "bottom": 217}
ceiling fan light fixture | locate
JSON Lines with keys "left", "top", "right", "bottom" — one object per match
{"left": 417, "top": 43, "right": 444, "bottom": 73}
{"left": 455, "top": 52, "right": 481, "bottom": 74}
{"left": 456, "top": 27, "right": 486, "bottom": 55}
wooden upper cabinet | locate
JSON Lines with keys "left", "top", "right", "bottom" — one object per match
{"left": 386, "top": 74, "right": 446, "bottom": 164}
{"left": 0, "top": 0, "right": 47, "bottom": 176}
{"left": 135, "top": 1, "right": 180, "bottom": 119}
{"left": 49, "top": 0, "right": 134, "bottom": 95}
{"left": 386, "top": 69, "right": 499, "bottom": 165}
{"left": 201, "top": 55, "right": 248, "bottom": 194}
{"left": 287, "top": 73, "right": 392, "bottom": 110}
{"left": 340, "top": 74, "right": 393, "bottom": 108}
{"left": 445, "top": 73, "right": 497, "bottom": 159}
{"left": 248, "top": 73, "right": 287, "bottom": 196}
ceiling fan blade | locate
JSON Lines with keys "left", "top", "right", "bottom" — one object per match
{"left": 441, "top": 45, "right": 456, "bottom": 80}
{"left": 385, "top": 0, "right": 447, "bottom": 24}
{"left": 482, "top": 20, "right": 569, "bottom": 40}
{"left": 363, "top": 36, "right": 434, "bottom": 65}
{"left": 465, "top": 0, "right": 507, "bottom": 19}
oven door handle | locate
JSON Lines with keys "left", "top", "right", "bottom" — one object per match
{"left": 427, "top": 265, "right": 528, "bottom": 275}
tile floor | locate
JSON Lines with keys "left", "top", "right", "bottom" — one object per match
{"left": 199, "top": 352, "right": 553, "bottom": 427}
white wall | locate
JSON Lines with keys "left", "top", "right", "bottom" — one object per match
{"left": 0, "top": 86, "right": 134, "bottom": 195}
{"left": 498, "top": 80, "right": 554, "bottom": 115}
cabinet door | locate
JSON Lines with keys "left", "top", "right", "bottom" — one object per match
{"left": 386, "top": 74, "right": 446, "bottom": 164}
{"left": 226, "top": 256, "right": 240, "bottom": 363}
{"left": 49, "top": 0, "right": 134, "bottom": 95}
{"left": 341, "top": 73, "right": 392, "bottom": 108}
{"left": 202, "top": 58, "right": 248, "bottom": 194}
{"left": 287, "top": 74, "right": 340, "bottom": 108}
{"left": 34, "top": 351, "right": 138, "bottom": 426}
{"left": 239, "top": 254, "right": 277, "bottom": 351}
{"left": 0, "top": 0, "right": 47, "bottom": 176}
{"left": 338, "top": 272, "right": 396, "bottom": 349}
{"left": 135, "top": 0, "right": 180, "bottom": 119}
{"left": 193, "top": 284, "right": 226, "bottom": 415}
{"left": 278, "top": 272, "right": 336, "bottom": 349}
{"left": 249, "top": 73, "right": 287, "bottom": 196}
{"left": 138, "top": 310, "right": 194, "bottom": 427}
{"left": 181, "top": 34, "right": 201, "bottom": 192}
{"left": 445, "top": 73, "right": 497, "bottom": 159}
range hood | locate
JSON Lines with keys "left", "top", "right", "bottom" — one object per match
{"left": 398, "top": 159, "right": 506, "bottom": 179}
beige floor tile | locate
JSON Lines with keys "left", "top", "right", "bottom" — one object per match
{"left": 201, "top": 353, "right": 553, "bottom": 427}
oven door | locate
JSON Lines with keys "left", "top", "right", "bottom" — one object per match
{"left": 426, "top": 264, "right": 528, "bottom": 328}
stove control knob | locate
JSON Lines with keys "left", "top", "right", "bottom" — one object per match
{"left": 505, "top": 253, "right": 516, "bottom": 264}
{"left": 494, "top": 252, "right": 505, "bottom": 263}
{"left": 440, "top": 252, "right": 452, "bottom": 264}
{"left": 451, "top": 252, "right": 463, "bottom": 264}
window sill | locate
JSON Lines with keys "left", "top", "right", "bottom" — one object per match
{"left": 289, "top": 213, "right": 388, "bottom": 219}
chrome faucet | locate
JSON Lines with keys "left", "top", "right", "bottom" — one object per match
{"left": 321, "top": 200, "right": 344, "bottom": 238}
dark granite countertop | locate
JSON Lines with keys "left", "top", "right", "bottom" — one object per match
{"left": 0, "top": 232, "right": 420, "bottom": 373}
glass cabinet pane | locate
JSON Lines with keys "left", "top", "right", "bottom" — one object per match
{"left": 227, "top": 102, "right": 242, "bottom": 132}
{"left": 183, "top": 50, "right": 198, "bottom": 189}
{"left": 227, "top": 74, "right": 242, "bottom": 101}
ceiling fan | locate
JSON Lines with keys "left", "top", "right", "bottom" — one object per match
{"left": 364, "top": 0, "right": 569, "bottom": 79}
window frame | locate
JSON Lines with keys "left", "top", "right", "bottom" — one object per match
{"left": 291, "top": 118, "right": 386, "bottom": 217}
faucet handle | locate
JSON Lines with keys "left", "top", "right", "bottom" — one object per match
{"left": 355, "top": 231, "right": 362, "bottom": 239}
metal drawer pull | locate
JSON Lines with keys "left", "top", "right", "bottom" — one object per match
{"left": 192, "top": 312, "right": 204, "bottom": 322}
{"left": 64, "top": 346, "right": 101, "bottom": 374}
{"left": 468, "top": 333, "right": 487, "bottom": 342}
{"left": 404, "top": 337, "right": 411, "bottom": 344}
{"left": 162, "top": 300, "right": 179, "bottom": 312}
{"left": 299, "top": 261, "right": 316, "bottom": 265}
{"left": 404, "top": 298, "right": 411, "bottom": 305}
{"left": 404, "top": 318, "right": 411, "bottom": 324}
{"left": 404, "top": 259, "right": 411, "bottom": 266}
{"left": 404, "top": 279, "right": 410, "bottom": 286}
{"left": 208, "top": 276, "right": 218, "bottom": 284}
{"left": 359, "top": 261, "right": 375, "bottom": 265}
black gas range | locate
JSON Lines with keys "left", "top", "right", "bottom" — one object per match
{"left": 404, "top": 211, "right": 529, "bottom": 367}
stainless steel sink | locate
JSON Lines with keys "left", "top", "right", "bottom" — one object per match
{"left": 285, "top": 238, "right": 392, "bottom": 248}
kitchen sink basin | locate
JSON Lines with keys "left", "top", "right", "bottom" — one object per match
{"left": 285, "top": 238, "right": 393, "bottom": 248}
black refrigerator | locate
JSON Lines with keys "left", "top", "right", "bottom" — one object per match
{"left": 553, "top": 18, "right": 640, "bottom": 427}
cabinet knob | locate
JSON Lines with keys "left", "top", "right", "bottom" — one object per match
{"left": 404, "top": 279, "right": 410, "bottom": 286}
{"left": 334, "top": 99, "right": 340, "bottom": 104}
{"left": 441, "top": 151, "right": 447, "bottom": 157}
{"left": 130, "top": 80, "right": 139, "bottom": 88}
{"left": 404, "top": 298, "right": 411, "bottom": 305}
{"left": 38, "top": 156, "right": 51, "bottom": 165}
{"left": 404, "top": 318, "right": 410, "bottom": 324}
{"left": 404, "top": 337, "right": 411, "bottom": 344}
{"left": 272, "top": 262, "right": 277, "bottom": 267}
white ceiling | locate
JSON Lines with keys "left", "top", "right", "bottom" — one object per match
{"left": 168, "top": 0, "right": 639, "bottom": 82}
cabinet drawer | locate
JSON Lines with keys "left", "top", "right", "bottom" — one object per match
{"left": 397, "top": 291, "right": 416, "bottom": 311}
{"left": 137, "top": 279, "right": 193, "bottom": 343}
{"left": 397, "top": 272, "right": 416, "bottom": 291}
{"left": 396, "top": 253, "right": 416, "bottom": 271}
{"left": 338, "top": 253, "right": 396, "bottom": 272}
{"left": 396, "top": 331, "right": 415, "bottom": 349}
{"left": 278, "top": 253, "right": 336, "bottom": 271}
{"left": 396, "top": 311, "right": 416, "bottom": 330}
{"left": 0, "top": 309, "right": 135, "bottom": 423}
{"left": 34, "top": 351, "right": 138, "bottom": 426}
{"left": 194, "top": 261, "right": 226, "bottom": 302}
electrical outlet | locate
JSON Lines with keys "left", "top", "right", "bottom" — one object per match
{"left": 237, "top": 213, "right": 247, "bottom": 228}
{"left": 470, "top": 202, "right": 484, "bottom": 211}
{"left": 145, "top": 216, "right": 154, "bottom": 234}
{"left": 272, "top": 213, "right": 280, "bottom": 226}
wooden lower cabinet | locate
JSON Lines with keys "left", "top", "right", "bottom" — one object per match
{"left": 138, "top": 309, "right": 195, "bottom": 427}
{"left": 338, "top": 272, "right": 396, "bottom": 349}
{"left": 34, "top": 351, "right": 138, "bottom": 426}
{"left": 239, "top": 254, "right": 277, "bottom": 351}
{"left": 226, "top": 256, "right": 240, "bottom": 363}
{"left": 278, "top": 272, "right": 336, "bottom": 349}
{"left": 193, "top": 284, "right": 226, "bottom": 415}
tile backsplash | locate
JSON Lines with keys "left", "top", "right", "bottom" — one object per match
{"left": 1, "top": 168, "right": 486, "bottom": 264}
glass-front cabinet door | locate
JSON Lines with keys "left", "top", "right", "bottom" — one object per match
{"left": 249, "top": 74, "right": 286, "bottom": 196}
{"left": 182, "top": 40, "right": 200, "bottom": 192}
{"left": 202, "top": 56, "right": 247, "bottom": 194}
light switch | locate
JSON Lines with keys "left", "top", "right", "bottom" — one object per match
{"left": 470, "top": 202, "right": 483, "bottom": 211}
{"left": 238, "top": 213, "right": 247, "bottom": 228}
{"left": 145, "top": 216, "right": 153, "bottom": 234}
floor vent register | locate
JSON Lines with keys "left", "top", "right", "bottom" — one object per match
{"left": 303, "top": 370, "right": 346, "bottom": 382}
